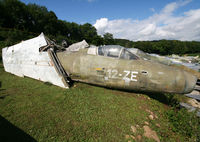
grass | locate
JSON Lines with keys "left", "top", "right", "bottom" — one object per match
{"left": 0, "top": 62, "right": 200, "bottom": 142}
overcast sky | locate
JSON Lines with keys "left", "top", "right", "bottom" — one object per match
{"left": 20, "top": 0, "right": 200, "bottom": 41}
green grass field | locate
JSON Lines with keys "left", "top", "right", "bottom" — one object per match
{"left": 0, "top": 63, "right": 199, "bottom": 142}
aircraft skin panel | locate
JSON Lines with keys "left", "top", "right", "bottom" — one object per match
{"left": 57, "top": 48, "right": 197, "bottom": 94}
{"left": 2, "top": 33, "right": 68, "bottom": 89}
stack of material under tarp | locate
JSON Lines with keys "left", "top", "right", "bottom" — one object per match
{"left": 181, "top": 84, "right": 200, "bottom": 117}
{"left": 2, "top": 33, "right": 69, "bottom": 88}
{"left": 65, "top": 40, "right": 89, "bottom": 52}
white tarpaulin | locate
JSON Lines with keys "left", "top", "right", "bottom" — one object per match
{"left": 2, "top": 33, "right": 68, "bottom": 88}
{"left": 65, "top": 40, "right": 89, "bottom": 52}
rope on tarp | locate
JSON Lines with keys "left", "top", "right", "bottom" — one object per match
{"left": 47, "top": 49, "right": 72, "bottom": 88}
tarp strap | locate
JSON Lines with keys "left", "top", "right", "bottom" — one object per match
{"left": 47, "top": 49, "right": 71, "bottom": 87}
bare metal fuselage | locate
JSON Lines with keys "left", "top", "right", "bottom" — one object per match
{"left": 57, "top": 49, "right": 197, "bottom": 94}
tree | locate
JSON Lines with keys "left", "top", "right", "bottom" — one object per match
{"left": 103, "top": 33, "right": 115, "bottom": 45}
{"left": 80, "top": 23, "right": 98, "bottom": 43}
{"left": 1, "top": 0, "right": 200, "bottom": 54}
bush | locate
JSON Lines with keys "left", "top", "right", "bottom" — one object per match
{"left": 166, "top": 108, "right": 200, "bottom": 140}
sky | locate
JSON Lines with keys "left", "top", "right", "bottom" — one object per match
{"left": 20, "top": 0, "right": 200, "bottom": 41}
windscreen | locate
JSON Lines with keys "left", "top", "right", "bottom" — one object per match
{"left": 120, "top": 49, "right": 139, "bottom": 60}
{"left": 98, "top": 45, "right": 139, "bottom": 60}
{"left": 98, "top": 45, "right": 123, "bottom": 58}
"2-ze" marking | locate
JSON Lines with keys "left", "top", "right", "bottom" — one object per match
{"left": 106, "top": 69, "right": 138, "bottom": 82}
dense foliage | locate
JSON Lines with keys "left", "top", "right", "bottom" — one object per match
{"left": 166, "top": 108, "right": 200, "bottom": 139}
{"left": 0, "top": 0, "right": 200, "bottom": 55}
{"left": 0, "top": 0, "right": 104, "bottom": 46}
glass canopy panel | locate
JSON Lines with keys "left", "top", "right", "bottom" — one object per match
{"left": 98, "top": 45, "right": 123, "bottom": 58}
{"left": 98, "top": 45, "right": 139, "bottom": 60}
{"left": 120, "top": 49, "right": 139, "bottom": 60}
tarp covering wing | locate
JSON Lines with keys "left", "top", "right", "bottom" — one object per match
{"left": 2, "top": 33, "right": 69, "bottom": 88}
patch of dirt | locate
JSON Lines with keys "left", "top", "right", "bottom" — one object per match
{"left": 136, "top": 124, "right": 140, "bottom": 128}
{"left": 130, "top": 135, "right": 135, "bottom": 140}
{"left": 143, "top": 125, "right": 160, "bottom": 142}
{"left": 125, "top": 134, "right": 135, "bottom": 141}
{"left": 156, "top": 123, "right": 161, "bottom": 128}
{"left": 145, "top": 109, "right": 158, "bottom": 120}
{"left": 125, "top": 135, "right": 130, "bottom": 139}
{"left": 146, "top": 109, "right": 155, "bottom": 115}
{"left": 136, "top": 135, "right": 142, "bottom": 141}
{"left": 138, "top": 95, "right": 149, "bottom": 101}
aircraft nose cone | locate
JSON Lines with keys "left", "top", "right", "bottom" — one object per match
{"left": 183, "top": 71, "right": 197, "bottom": 94}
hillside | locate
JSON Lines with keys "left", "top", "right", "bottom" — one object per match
{"left": 0, "top": 62, "right": 200, "bottom": 141}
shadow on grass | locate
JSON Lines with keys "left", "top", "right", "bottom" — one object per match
{"left": 143, "top": 92, "right": 179, "bottom": 106}
{"left": 118, "top": 89, "right": 179, "bottom": 106}
{"left": 44, "top": 82, "right": 53, "bottom": 86}
{"left": 0, "top": 82, "right": 9, "bottom": 99}
{"left": 0, "top": 94, "right": 9, "bottom": 99}
{"left": 0, "top": 115, "right": 37, "bottom": 142}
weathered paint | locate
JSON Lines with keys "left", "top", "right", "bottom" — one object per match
{"left": 2, "top": 33, "right": 69, "bottom": 88}
{"left": 2, "top": 33, "right": 197, "bottom": 94}
{"left": 57, "top": 48, "right": 197, "bottom": 94}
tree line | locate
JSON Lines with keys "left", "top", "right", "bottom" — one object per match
{"left": 0, "top": 0, "right": 200, "bottom": 55}
{"left": 115, "top": 39, "right": 200, "bottom": 55}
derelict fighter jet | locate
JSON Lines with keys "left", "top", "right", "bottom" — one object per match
{"left": 2, "top": 33, "right": 197, "bottom": 94}
{"left": 56, "top": 44, "right": 197, "bottom": 94}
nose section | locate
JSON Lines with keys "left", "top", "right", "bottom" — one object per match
{"left": 183, "top": 71, "right": 197, "bottom": 94}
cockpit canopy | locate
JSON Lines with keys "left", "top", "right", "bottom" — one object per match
{"left": 97, "top": 45, "right": 139, "bottom": 60}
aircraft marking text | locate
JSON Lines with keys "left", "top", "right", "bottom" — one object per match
{"left": 106, "top": 69, "right": 138, "bottom": 82}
